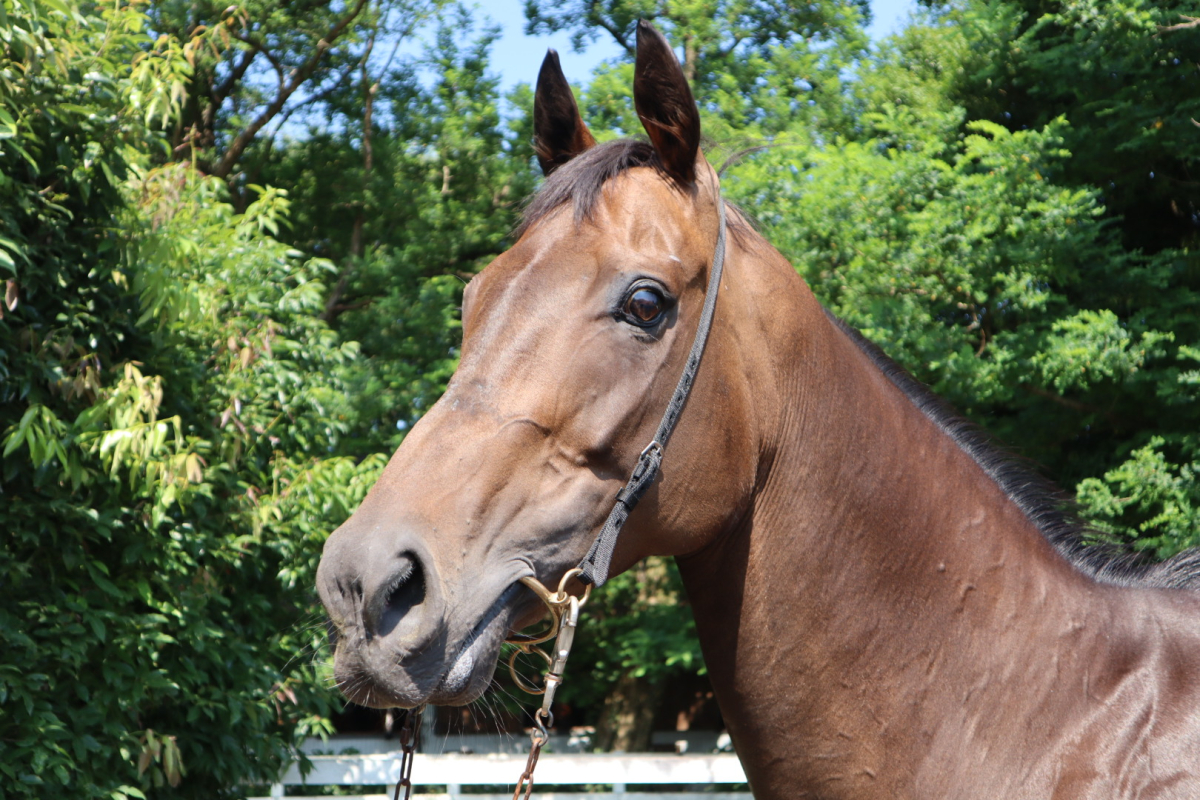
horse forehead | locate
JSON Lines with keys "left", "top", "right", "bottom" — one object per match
{"left": 598, "top": 170, "right": 706, "bottom": 251}
{"left": 495, "top": 181, "right": 700, "bottom": 282}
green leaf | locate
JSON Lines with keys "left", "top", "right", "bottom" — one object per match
{"left": 84, "top": 564, "right": 123, "bottom": 599}
{"left": 3, "top": 425, "right": 27, "bottom": 457}
{"left": 38, "top": 0, "right": 71, "bottom": 16}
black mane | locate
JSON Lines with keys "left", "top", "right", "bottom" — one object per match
{"left": 831, "top": 313, "right": 1200, "bottom": 591}
{"left": 518, "top": 140, "right": 661, "bottom": 236}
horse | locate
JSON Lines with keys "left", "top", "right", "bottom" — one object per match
{"left": 317, "top": 21, "right": 1200, "bottom": 799}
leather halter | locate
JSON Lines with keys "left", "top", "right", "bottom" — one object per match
{"left": 578, "top": 191, "right": 729, "bottom": 587}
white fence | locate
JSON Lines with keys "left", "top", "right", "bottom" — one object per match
{"left": 250, "top": 752, "right": 751, "bottom": 800}
{"left": 296, "top": 731, "right": 729, "bottom": 756}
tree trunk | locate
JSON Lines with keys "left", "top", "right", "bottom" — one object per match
{"left": 682, "top": 34, "right": 697, "bottom": 86}
{"left": 594, "top": 671, "right": 664, "bottom": 752}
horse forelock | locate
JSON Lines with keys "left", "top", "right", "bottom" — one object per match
{"left": 829, "top": 311, "right": 1200, "bottom": 591}
{"left": 517, "top": 139, "right": 660, "bottom": 238}
{"left": 515, "top": 138, "right": 757, "bottom": 243}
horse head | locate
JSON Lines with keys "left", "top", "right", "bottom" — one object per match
{"left": 317, "top": 21, "right": 772, "bottom": 709}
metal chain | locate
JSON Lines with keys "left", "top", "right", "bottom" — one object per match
{"left": 392, "top": 705, "right": 423, "bottom": 800}
{"left": 511, "top": 707, "right": 551, "bottom": 800}
{"left": 503, "top": 568, "right": 590, "bottom": 799}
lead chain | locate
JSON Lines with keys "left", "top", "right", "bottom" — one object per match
{"left": 392, "top": 705, "right": 423, "bottom": 800}
{"left": 388, "top": 573, "right": 585, "bottom": 800}
{"left": 505, "top": 569, "right": 589, "bottom": 799}
{"left": 511, "top": 707, "right": 550, "bottom": 800}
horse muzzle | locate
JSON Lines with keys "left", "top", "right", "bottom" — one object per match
{"left": 317, "top": 523, "right": 536, "bottom": 707}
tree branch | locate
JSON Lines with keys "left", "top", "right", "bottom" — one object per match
{"left": 212, "top": 48, "right": 258, "bottom": 107}
{"left": 1156, "top": 15, "right": 1200, "bottom": 34}
{"left": 198, "top": 49, "right": 259, "bottom": 145}
{"left": 229, "top": 32, "right": 287, "bottom": 90}
{"left": 587, "top": 1, "right": 633, "bottom": 55}
{"left": 322, "top": 29, "right": 379, "bottom": 323}
{"left": 265, "top": 57, "right": 358, "bottom": 141}
{"left": 211, "top": 0, "right": 370, "bottom": 179}
{"left": 716, "top": 35, "right": 744, "bottom": 59}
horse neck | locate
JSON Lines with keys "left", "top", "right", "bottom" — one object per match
{"left": 676, "top": 241, "right": 1102, "bottom": 791}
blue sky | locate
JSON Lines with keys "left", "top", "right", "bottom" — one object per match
{"left": 484, "top": 0, "right": 920, "bottom": 91}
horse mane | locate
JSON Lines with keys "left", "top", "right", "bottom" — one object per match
{"left": 829, "top": 312, "right": 1200, "bottom": 591}
{"left": 517, "top": 138, "right": 755, "bottom": 240}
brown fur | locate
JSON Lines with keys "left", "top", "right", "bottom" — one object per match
{"left": 318, "top": 22, "right": 1200, "bottom": 798}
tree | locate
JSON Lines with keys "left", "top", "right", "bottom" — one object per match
{"left": 148, "top": 0, "right": 442, "bottom": 183}
{"left": 525, "top": 0, "right": 869, "bottom": 142}
{"left": 247, "top": 6, "right": 539, "bottom": 454}
{"left": 0, "top": 2, "right": 381, "bottom": 795}
{"left": 935, "top": 0, "right": 1200, "bottom": 255}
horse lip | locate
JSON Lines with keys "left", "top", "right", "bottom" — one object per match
{"left": 432, "top": 581, "right": 526, "bottom": 701}
{"left": 431, "top": 571, "right": 560, "bottom": 704}
{"left": 362, "top": 574, "right": 544, "bottom": 707}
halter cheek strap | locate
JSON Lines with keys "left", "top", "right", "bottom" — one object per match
{"left": 578, "top": 195, "right": 728, "bottom": 587}
{"left": 498, "top": 193, "right": 727, "bottom": 800}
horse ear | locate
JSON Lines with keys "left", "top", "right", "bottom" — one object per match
{"left": 633, "top": 20, "right": 700, "bottom": 186}
{"left": 534, "top": 49, "right": 596, "bottom": 176}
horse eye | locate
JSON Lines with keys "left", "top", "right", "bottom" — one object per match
{"left": 623, "top": 287, "right": 666, "bottom": 326}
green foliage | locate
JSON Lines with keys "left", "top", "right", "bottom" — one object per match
{"left": 938, "top": 0, "right": 1200, "bottom": 253}
{"left": 723, "top": 4, "right": 1200, "bottom": 562}
{"left": 0, "top": 2, "right": 385, "bottom": 795}
{"left": 0, "top": 158, "right": 375, "bottom": 797}
{"left": 248, "top": 6, "right": 537, "bottom": 451}
{"left": 733, "top": 122, "right": 1151, "bottom": 478}
{"left": 148, "top": 0, "right": 447, "bottom": 179}
{"left": 1074, "top": 345, "right": 1200, "bottom": 558}
{"left": 526, "top": 0, "right": 868, "bottom": 144}
{"left": 554, "top": 558, "right": 703, "bottom": 715}
{"left": 1078, "top": 437, "right": 1200, "bottom": 559}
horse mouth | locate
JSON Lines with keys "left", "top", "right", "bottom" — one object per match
{"left": 332, "top": 579, "right": 537, "bottom": 708}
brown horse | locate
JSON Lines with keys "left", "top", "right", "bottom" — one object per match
{"left": 318, "top": 21, "right": 1200, "bottom": 799}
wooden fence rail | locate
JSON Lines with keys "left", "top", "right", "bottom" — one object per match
{"left": 249, "top": 752, "right": 751, "bottom": 800}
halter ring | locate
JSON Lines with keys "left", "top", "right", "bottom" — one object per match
{"left": 504, "top": 569, "right": 590, "bottom": 697}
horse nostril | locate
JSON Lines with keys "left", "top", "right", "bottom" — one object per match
{"left": 376, "top": 555, "right": 426, "bottom": 638}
